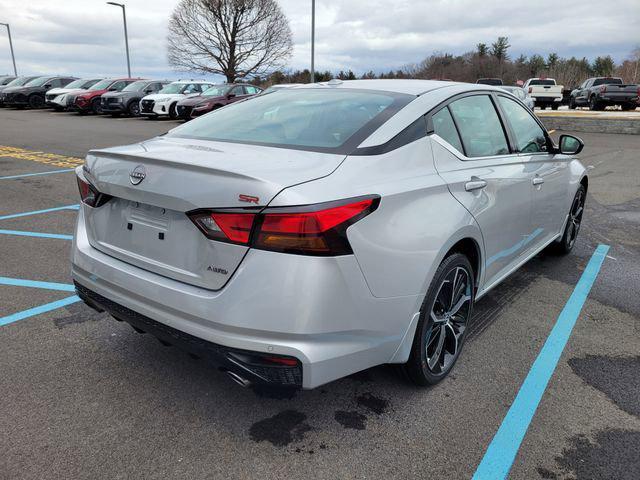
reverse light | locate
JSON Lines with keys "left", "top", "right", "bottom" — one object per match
{"left": 187, "top": 196, "right": 380, "bottom": 255}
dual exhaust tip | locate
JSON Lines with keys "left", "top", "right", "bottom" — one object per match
{"left": 222, "top": 369, "right": 252, "bottom": 388}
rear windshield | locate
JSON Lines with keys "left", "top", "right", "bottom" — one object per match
{"left": 158, "top": 83, "right": 187, "bottom": 94}
{"left": 168, "top": 89, "right": 410, "bottom": 152}
{"left": 529, "top": 79, "right": 556, "bottom": 86}
{"left": 593, "top": 78, "right": 622, "bottom": 86}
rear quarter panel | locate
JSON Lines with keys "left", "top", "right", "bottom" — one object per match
{"left": 269, "top": 136, "right": 484, "bottom": 299}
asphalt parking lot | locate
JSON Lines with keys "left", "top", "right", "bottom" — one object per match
{"left": 1, "top": 108, "right": 639, "bottom": 480}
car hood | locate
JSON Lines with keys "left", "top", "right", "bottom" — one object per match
{"left": 47, "top": 87, "right": 81, "bottom": 95}
{"left": 102, "top": 91, "right": 133, "bottom": 99}
{"left": 143, "top": 93, "right": 194, "bottom": 102}
{"left": 2, "top": 86, "right": 33, "bottom": 94}
{"left": 77, "top": 89, "right": 107, "bottom": 98}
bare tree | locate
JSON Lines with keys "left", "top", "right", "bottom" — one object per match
{"left": 167, "top": 0, "right": 293, "bottom": 83}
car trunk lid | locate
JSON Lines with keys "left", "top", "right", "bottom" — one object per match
{"left": 82, "top": 136, "right": 345, "bottom": 290}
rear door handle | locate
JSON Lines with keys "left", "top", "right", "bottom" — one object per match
{"left": 465, "top": 177, "right": 487, "bottom": 192}
{"left": 532, "top": 177, "right": 545, "bottom": 186}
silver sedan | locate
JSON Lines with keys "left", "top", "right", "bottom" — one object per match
{"left": 72, "top": 80, "right": 587, "bottom": 389}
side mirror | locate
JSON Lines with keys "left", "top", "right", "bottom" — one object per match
{"left": 108, "top": 87, "right": 118, "bottom": 91}
{"left": 558, "top": 134, "right": 584, "bottom": 155}
{"left": 44, "top": 84, "right": 52, "bottom": 88}
{"left": 144, "top": 89, "right": 153, "bottom": 94}
{"left": 227, "top": 93, "right": 236, "bottom": 99}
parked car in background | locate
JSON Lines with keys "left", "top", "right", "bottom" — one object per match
{"left": 73, "top": 80, "right": 588, "bottom": 390}
{"left": 0, "top": 76, "right": 39, "bottom": 107}
{"left": 499, "top": 85, "right": 535, "bottom": 110}
{"left": 476, "top": 78, "right": 503, "bottom": 86}
{"left": 101, "top": 79, "right": 170, "bottom": 116}
{"left": 46, "top": 78, "right": 102, "bottom": 111}
{"left": 72, "top": 78, "right": 138, "bottom": 115}
{"left": 0, "top": 75, "right": 16, "bottom": 86}
{"left": 523, "top": 78, "right": 564, "bottom": 110}
{"left": 180, "top": 84, "right": 262, "bottom": 120}
{"left": 260, "top": 83, "right": 304, "bottom": 95}
{"left": 3, "top": 76, "right": 77, "bottom": 109}
{"left": 139, "top": 81, "right": 215, "bottom": 119}
{"left": 569, "top": 77, "right": 639, "bottom": 111}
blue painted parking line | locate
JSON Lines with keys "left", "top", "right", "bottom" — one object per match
{"left": 0, "top": 295, "right": 80, "bottom": 327}
{"left": 0, "top": 229, "right": 73, "bottom": 240}
{"left": 0, "top": 276, "right": 75, "bottom": 292}
{"left": 472, "top": 244, "right": 610, "bottom": 480}
{"left": 0, "top": 169, "right": 75, "bottom": 180}
{"left": 0, "top": 204, "right": 79, "bottom": 221}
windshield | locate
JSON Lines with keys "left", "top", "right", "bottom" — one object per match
{"left": 202, "top": 85, "right": 230, "bottom": 97}
{"left": 89, "top": 79, "right": 115, "bottom": 91}
{"left": 63, "top": 79, "right": 89, "bottom": 89}
{"left": 5, "top": 77, "right": 33, "bottom": 87}
{"left": 593, "top": 78, "right": 622, "bottom": 86}
{"left": 529, "top": 79, "right": 555, "bottom": 86}
{"left": 24, "top": 77, "right": 52, "bottom": 87}
{"left": 123, "top": 80, "right": 149, "bottom": 92}
{"left": 158, "top": 83, "right": 187, "bottom": 94}
{"left": 501, "top": 87, "right": 525, "bottom": 99}
{"left": 169, "top": 89, "right": 405, "bottom": 151}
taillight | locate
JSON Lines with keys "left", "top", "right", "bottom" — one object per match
{"left": 528, "top": 87, "right": 532, "bottom": 94}
{"left": 187, "top": 196, "right": 380, "bottom": 255}
{"left": 76, "top": 175, "right": 111, "bottom": 207}
{"left": 600, "top": 85, "right": 607, "bottom": 93}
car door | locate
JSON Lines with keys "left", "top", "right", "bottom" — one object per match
{"left": 577, "top": 80, "right": 591, "bottom": 104}
{"left": 430, "top": 93, "right": 533, "bottom": 290}
{"left": 496, "top": 93, "right": 570, "bottom": 254}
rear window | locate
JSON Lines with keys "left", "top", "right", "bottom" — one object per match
{"left": 169, "top": 89, "right": 410, "bottom": 152}
{"left": 528, "top": 79, "right": 556, "bottom": 86}
{"left": 593, "top": 78, "right": 622, "bottom": 86}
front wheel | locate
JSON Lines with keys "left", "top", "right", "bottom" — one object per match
{"left": 569, "top": 98, "right": 576, "bottom": 109}
{"left": 404, "top": 253, "right": 475, "bottom": 386}
{"left": 28, "top": 94, "right": 45, "bottom": 109}
{"left": 551, "top": 104, "right": 559, "bottom": 110}
{"left": 128, "top": 100, "right": 140, "bottom": 116}
{"left": 91, "top": 98, "right": 103, "bottom": 114}
{"left": 169, "top": 102, "right": 178, "bottom": 120}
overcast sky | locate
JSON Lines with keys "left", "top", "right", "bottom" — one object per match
{"left": 0, "top": 0, "right": 638, "bottom": 80}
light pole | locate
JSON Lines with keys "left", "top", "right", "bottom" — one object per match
{"left": 310, "top": 0, "right": 315, "bottom": 83}
{"left": 0, "top": 22, "right": 17, "bottom": 76}
{"left": 106, "top": 2, "right": 131, "bottom": 78}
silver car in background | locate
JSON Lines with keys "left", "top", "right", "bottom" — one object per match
{"left": 72, "top": 80, "right": 588, "bottom": 389}
{"left": 500, "top": 85, "right": 535, "bottom": 109}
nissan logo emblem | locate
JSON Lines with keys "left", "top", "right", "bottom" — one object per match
{"left": 130, "top": 165, "right": 146, "bottom": 185}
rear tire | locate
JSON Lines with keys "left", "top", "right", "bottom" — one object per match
{"left": 403, "top": 253, "right": 475, "bottom": 386}
{"left": 589, "top": 96, "right": 601, "bottom": 111}
{"left": 550, "top": 185, "right": 586, "bottom": 255}
{"left": 551, "top": 104, "right": 559, "bottom": 110}
{"left": 621, "top": 103, "right": 637, "bottom": 111}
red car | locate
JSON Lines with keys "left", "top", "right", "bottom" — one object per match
{"left": 73, "top": 78, "right": 140, "bottom": 114}
{"left": 177, "top": 84, "right": 262, "bottom": 120}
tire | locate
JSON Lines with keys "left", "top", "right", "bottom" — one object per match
{"left": 169, "top": 102, "right": 178, "bottom": 120}
{"left": 550, "top": 185, "right": 586, "bottom": 255}
{"left": 589, "top": 96, "right": 601, "bottom": 111}
{"left": 568, "top": 98, "right": 576, "bottom": 109}
{"left": 403, "top": 253, "right": 475, "bottom": 386}
{"left": 621, "top": 103, "right": 637, "bottom": 111}
{"left": 551, "top": 104, "right": 559, "bottom": 110}
{"left": 128, "top": 100, "right": 140, "bottom": 117}
{"left": 28, "top": 94, "right": 45, "bottom": 109}
{"left": 91, "top": 98, "right": 103, "bottom": 114}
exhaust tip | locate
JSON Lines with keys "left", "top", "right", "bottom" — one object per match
{"left": 224, "top": 370, "right": 252, "bottom": 388}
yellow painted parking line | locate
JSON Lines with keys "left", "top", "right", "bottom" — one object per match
{"left": 0, "top": 145, "right": 84, "bottom": 169}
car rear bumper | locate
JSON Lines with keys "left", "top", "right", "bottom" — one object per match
{"left": 71, "top": 206, "right": 420, "bottom": 389}
{"left": 532, "top": 96, "right": 562, "bottom": 103}
{"left": 596, "top": 94, "right": 639, "bottom": 104}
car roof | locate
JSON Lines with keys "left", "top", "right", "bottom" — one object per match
{"left": 296, "top": 79, "right": 471, "bottom": 96}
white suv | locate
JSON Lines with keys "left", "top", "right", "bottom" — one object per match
{"left": 139, "top": 81, "right": 215, "bottom": 119}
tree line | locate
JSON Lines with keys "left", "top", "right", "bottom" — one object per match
{"left": 253, "top": 39, "right": 640, "bottom": 89}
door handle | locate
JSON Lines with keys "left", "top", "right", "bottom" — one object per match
{"left": 465, "top": 177, "right": 487, "bottom": 192}
{"left": 532, "top": 177, "right": 545, "bottom": 186}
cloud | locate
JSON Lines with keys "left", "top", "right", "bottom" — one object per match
{"left": 0, "top": 0, "right": 638, "bottom": 79}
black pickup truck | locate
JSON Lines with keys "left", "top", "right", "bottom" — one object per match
{"left": 569, "top": 77, "right": 639, "bottom": 111}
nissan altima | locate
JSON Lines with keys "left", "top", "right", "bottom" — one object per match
{"left": 72, "top": 80, "right": 587, "bottom": 389}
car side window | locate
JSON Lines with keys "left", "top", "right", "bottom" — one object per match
{"left": 231, "top": 86, "right": 244, "bottom": 96}
{"left": 497, "top": 95, "right": 547, "bottom": 153}
{"left": 111, "top": 81, "right": 127, "bottom": 91}
{"left": 245, "top": 86, "right": 259, "bottom": 94}
{"left": 432, "top": 107, "right": 464, "bottom": 154}
{"left": 448, "top": 95, "right": 509, "bottom": 157}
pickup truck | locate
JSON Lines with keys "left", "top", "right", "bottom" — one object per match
{"left": 523, "top": 78, "right": 564, "bottom": 110}
{"left": 569, "top": 77, "right": 639, "bottom": 111}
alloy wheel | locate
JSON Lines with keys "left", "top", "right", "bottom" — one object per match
{"left": 567, "top": 189, "right": 585, "bottom": 249}
{"left": 426, "top": 266, "right": 472, "bottom": 374}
